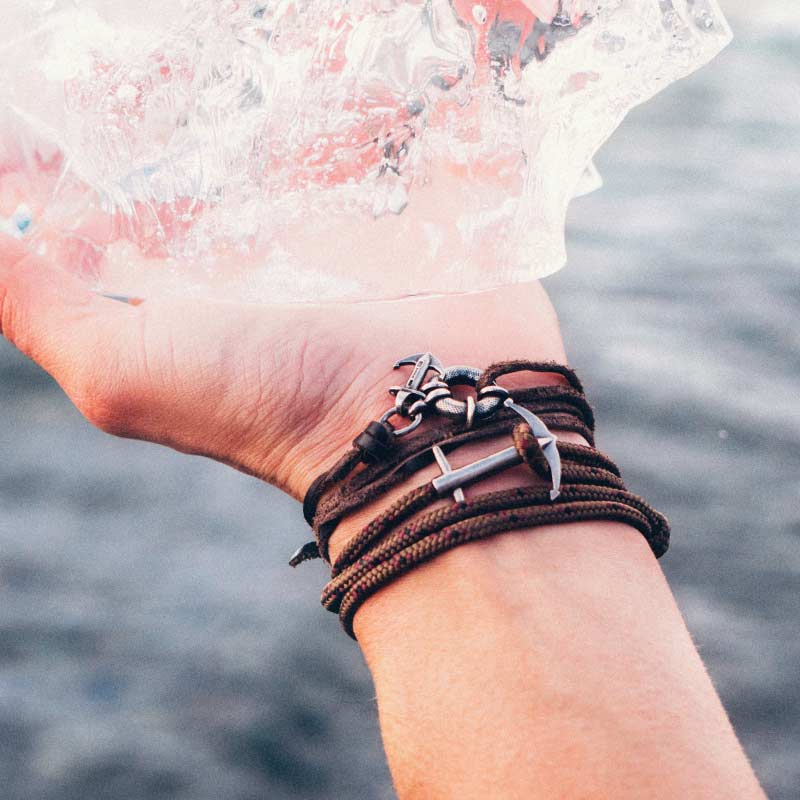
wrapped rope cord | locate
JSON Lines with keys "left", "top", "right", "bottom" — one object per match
{"left": 296, "top": 360, "right": 671, "bottom": 639}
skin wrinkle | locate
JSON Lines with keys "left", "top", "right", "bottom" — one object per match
{"left": 221, "top": 349, "right": 266, "bottom": 438}
{"left": 165, "top": 320, "right": 180, "bottom": 394}
{"left": 264, "top": 325, "right": 358, "bottom": 493}
{"left": 242, "top": 347, "right": 269, "bottom": 445}
{"left": 266, "top": 319, "right": 365, "bottom": 488}
{"left": 290, "top": 345, "right": 394, "bottom": 495}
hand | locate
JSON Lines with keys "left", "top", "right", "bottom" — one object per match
{"left": 0, "top": 231, "right": 568, "bottom": 500}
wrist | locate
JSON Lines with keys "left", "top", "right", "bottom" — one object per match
{"left": 310, "top": 354, "right": 671, "bottom": 649}
{"left": 329, "top": 422, "right": 658, "bottom": 660}
{"left": 285, "top": 358, "right": 575, "bottom": 502}
{"left": 309, "top": 350, "right": 670, "bottom": 642}
{"left": 253, "top": 280, "right": 569, "bottom": 498}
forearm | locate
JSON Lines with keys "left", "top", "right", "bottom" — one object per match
{"left": 0, "top": 240, "right": 763, "bottom": 799}
{"left": 327, "top": 432, "right": 766, "bottom": 800}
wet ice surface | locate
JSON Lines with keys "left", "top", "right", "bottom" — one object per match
{"left": 0, "top": 9, "right": 799, "bottom": 800}
{"left": 1, "top": 0, "right": 729, "bottom": 300}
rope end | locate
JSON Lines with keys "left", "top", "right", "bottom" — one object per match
{"left": 289, "top": 541, "right": 320, "bottom": 568}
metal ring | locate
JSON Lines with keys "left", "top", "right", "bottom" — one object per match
{"left": 422, "top": 386, "right": 453, "bottom": 405}
{"left": 432, "top": 366, "right": 505, "bottom": 421}
{"left": 406, "top": 398, "right": 429, "bottom": 418}
{"left": 465, "top": 395, "right": 476, "bottom": 429}
{"left": 478, "top": 385, "right": 511, "bottom": 401}
{"left": 420, "top": 378, "right": 449, "bottom": 393}
{"left": 379, "top": 408, "right": 424, "bottom": 437}
{"left": 390, "top": 386, "right": 428, "bottom": 415}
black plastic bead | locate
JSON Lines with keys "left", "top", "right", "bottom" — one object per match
{"left": 354, "top": 421, "right": 395, "bottom": 464}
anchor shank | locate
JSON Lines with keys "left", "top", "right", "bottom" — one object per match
{"left": 432, "top": 447, "right": 521, "bottom": 497}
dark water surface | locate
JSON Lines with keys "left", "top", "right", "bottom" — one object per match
{"left": 1, "top": 15, "right": 798, "bottom": 800}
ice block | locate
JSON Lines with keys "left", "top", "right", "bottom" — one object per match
{"left": 0, "top": 1, "right": 731, "bottom": 302}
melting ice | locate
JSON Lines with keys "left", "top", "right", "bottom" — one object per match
{"left": 0, "top": 1, "right": 731, "bottom": 301}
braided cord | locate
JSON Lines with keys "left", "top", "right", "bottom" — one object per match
{"left": 324, "top": 459, "right": 670, "bottom": 637}
{"left": 296, "top": 360, "right": 671, "bottom": 640}
{"left": 314, "top": 395, "right": 597, "bottom": 562}
{"left": 330, "top": 439, "right": 623, "bottom": 575}
{"left": 336, "top": 499, "right": 664, "bottom": 638}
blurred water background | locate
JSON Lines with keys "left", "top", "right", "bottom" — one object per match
{"left": 0, "top": 1, "right": 798, "bottom": 798}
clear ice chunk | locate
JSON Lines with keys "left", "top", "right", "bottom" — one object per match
{"left": 0, "top": 1, "right": 731, "bottom": 302}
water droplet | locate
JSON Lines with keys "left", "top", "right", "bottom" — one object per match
{"left": 12, "top": 204, "right": 32, "bottom": 234}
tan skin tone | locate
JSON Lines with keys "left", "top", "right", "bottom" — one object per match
{"left": 0, "top": 233, "right": 766, "bottom": 798}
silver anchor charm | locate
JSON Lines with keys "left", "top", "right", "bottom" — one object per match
{"left": 387, "top": 353, "right": 518, "bottom": 431}
{"left": 430, "top": 398, "right": 562, "bottom": 502}
{"left": 390, "top": 352, "right": 445, "bottom": 416}
{"left": 504, "top": 399, "right": 562, "bottom": 500}
{"left": 432, "top": 445, "right": 466, "bottom": 504}
{"left": 380, "top": 352, "right": 445, "bottom": 436}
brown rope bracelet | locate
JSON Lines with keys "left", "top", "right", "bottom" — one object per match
{"left": 302, "top": 365, "right": 596, "bottom": 526}
{"left": 325, "top": 483, "right": 667, "bottom": 615}
{"left": 293, "top": 358, "right": 671, "bottom": 639}
{"left": 323, "top": 439, "right": 669, "bottom": 637}
{"left": 330, "top": 438, "right": 624, "bottom": 574}
{"left": 334, "top": 498, "right": 665, "bottom": 638}
{"left": 311, "top": 390, "right": 597, "bottom": 562}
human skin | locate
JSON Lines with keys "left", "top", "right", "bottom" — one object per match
{"left": 0, "top": 234, "right": 767, "bottom": 798}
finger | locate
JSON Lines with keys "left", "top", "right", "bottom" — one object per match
{"left": 0, "top": 233, "right": 137, "bottom": 389}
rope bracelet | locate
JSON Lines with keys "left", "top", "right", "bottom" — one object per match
{"left": 292, "top": 358, "right": 671, "bottom": 639}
